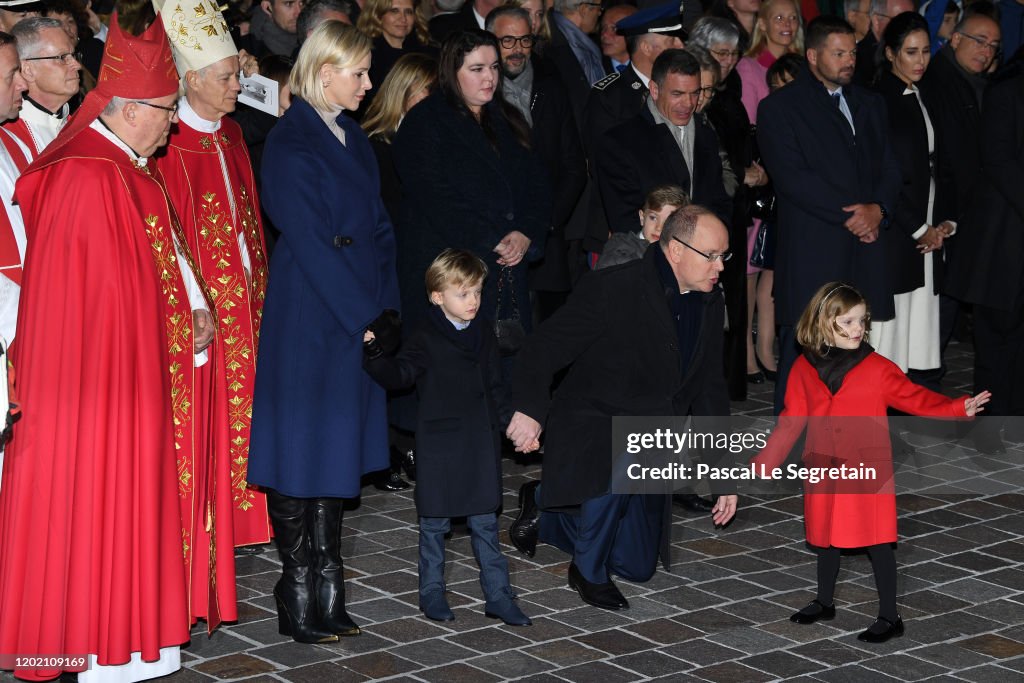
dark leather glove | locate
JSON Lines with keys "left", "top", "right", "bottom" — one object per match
{"left": 363, "top": 336, "right": 384, "bottom": 360}
{"left": 366, "top": 309, "right": 401, "bottom": 356}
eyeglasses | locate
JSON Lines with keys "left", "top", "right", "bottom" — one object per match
{"left": 23, "top": 51, "right": 82, "bottom": 66}
{"left": 132, "top": 100, "right": 179, "bottom": 115}
{"left": 709, "top": 48, "right": 741, "bottom": 59}
{"left": 673, "top": 236, "right": 732, "bottom": 262}
{"left": 698, "top": 85, "right": 716, "bottom": 100}
{"left": 498, "top": 34, "right": 536, "bottom": 48}
{"left": 957, "top": 31, "right": 1001, "bottom": 53}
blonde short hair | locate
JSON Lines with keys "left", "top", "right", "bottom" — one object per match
{"left": 357, "top": 0, "right": 431, "bottom": 45}
{"left": 746, "top": 0, "right": 805, "bottom": 58}
{"left": 796, "top": 281, "right": 870, "bottom": 356}
{"left": 290, "top": 21, "right": 372, "bottom": 111}
{"left": 424, "top": 249, "right": 489, "bottom": 302}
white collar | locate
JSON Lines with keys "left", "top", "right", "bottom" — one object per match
{"left": 178, "top": 97, "right": 221, "bottom": 133}
{"left": 90, "top": 118, "right": 148, "bottom": 166}
{"left": 632, "top": 63, "right": 650, "bottom": 89}
{"left": 23, "top": 97, "right": 69, "bottom": 120}
{"left": 902, "top": 82, "right": 919, "bottom": 96}
{"left": 472, "top": 5, "right": 486, "bottom": 28}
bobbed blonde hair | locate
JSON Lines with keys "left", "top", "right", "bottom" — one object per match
{"left": 357, "top": 0, "right": 431, "bottom": 46}
{"left": 796, "top": 281, "right": 870, "bottom": 357}
{"left": 362, "top": 52, "right": 437, "bottom": 141}
{"left": 425, "top": 248, "right": 489, "bottom": 303}
{"left": 290, "top": 20, "right": 373, "bottom": 111}
{"left": 745, "top": 0, "right": 804, "bottom": 58}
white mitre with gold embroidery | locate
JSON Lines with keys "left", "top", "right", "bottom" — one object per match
{"left": 154, "top": 0, "right": 238, "bottom": 76}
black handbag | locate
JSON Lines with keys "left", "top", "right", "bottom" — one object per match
{"left": 493, "top": 266, "right": 526, "bottom": 356}
{"left": 749, "top": 219, "right": 775, "bottom": 270}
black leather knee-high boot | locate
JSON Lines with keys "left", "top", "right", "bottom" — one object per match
{"left": 268, "top": 491, "right": 338, "bottom": 643}
{"left": 308, "top": 498, "right": 361, "bottom": 636}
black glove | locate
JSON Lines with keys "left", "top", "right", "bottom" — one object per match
{"left": 366, "top": 309, "right": 401, "bottom": 356}
{"left": 363, "top": 336, "right": 384, "bottom": 360}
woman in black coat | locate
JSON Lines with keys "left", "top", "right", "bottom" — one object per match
{"left": 872, "top": 12, "right": 957, "bottom": 378}
{"left": 356, "top": 0, "right": 437, "bottom": 118}
{"left": 391, "top": 30, "right": 552, "bottom": 333}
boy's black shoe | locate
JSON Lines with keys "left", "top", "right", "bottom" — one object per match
{"left": 790, "top": 599, "right": 836, "bottom": 624}
{"left": 510, "top": 481, "right": 539, "bottom": 557}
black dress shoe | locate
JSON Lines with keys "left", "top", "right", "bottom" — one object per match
{"left": 756, "top": 354, "right": 777, "bottom": 382}
{"left": 747, "top": 371, "right": 765, "bottom": 384}
{"left": 509, "top": 481, "right": 540, "bottom": 557}
{"left": 789, "top": 599, "right": 836, "bottom": 624}
{"left": 398, "top": 447, "right": 417, "bottom": 481}
{"left": 373, "top": 470, "right": 410, "bottom": 491}
{"left": 567, "top": 563, "right": 629, "bottom": 610}
{"left": 857, "top": 615, "right": 904, "bottom": 643}
{"left": 673, "top": 492, "right": 715, "bottom": 514}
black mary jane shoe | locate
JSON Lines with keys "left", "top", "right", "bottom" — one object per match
{"left": 747, "top": 371, "right": 765, "bottom": 384}
{"left": 789, "top": 599, "right": 836, "bottom": 624}
{"left": 857, "top": 615, "right": 904, "bottom": 643}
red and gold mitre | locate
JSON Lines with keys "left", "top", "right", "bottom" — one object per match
{"left": 96, "top": 13, "right": 180, "bottom": 99}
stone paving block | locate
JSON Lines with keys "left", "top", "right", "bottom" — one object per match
{"left": 524, "top": 639, "right": 605, "bottom": 667}
{"left": 555, "top": 660, "right": 645, "bottom": 683}
{"left": 355, "top": 570, "right": 420, "bottom": 595}
{"left": 809, "top": 663, "right": 904, "bottom": 682}
{"left": 718, "top": 529, "right": 796, "bottom": 551}
{"left": 248, "top": 642, "right": 337, "bottom": 668}
{"left": 747, "top": 545, "right": 816, "bottom": 568}
{"left": 947, "top": 499, "right": 1015, "bottom": 520}
{"left": 900, "top": 589, "right": 973, "bottom": 616}
{"left": 544, "top": 605, "right": 635, "bottom": 632}
{"left": 1000, "top": 623, "right": 1024, "bottom": 642}
{"left": 613, "top": 649, "right": 694, "bottom": 677}
{"left": 680, "top": 538, "right": 749, "bottom": 557}
{"left": 902, "top": 561, "right": 973, "bottom": 584}
{"left": 958, "top": 634, "right": 1024, "bottom": 658}
{"left": 985, "top": 541, "right": 1024, "bottom": 563}
{"left": 932, "top": 577, "right": 1017, "bottom": 603}
{"left": 669, "top": 607, "right": 751, "bottom": 633}
{"left": 183, "top": 629, "right": 265, "bottom": 658}
{"left": 368, "top": 616, "right": 456, "bottom": 644}
{"left": 979, "top": 567, "right": 1024, "bottom": 590}
{"left": 235, "top": 554, "right": 280, "bottom": 577}
{"left": 739, "top": 650, "right": 824, "bottom": 678}
{"left": 626, "top": 618, "right": 703, "bottom": 644}
{"left": 446, "top": 625, "right": 533, "bottom": 653}
{"left": 907, "top": 612, "right": 1003, "bottom": 644}
{"left": 413, "top": 662, "right": 504, "bottom": 682}
{"left": 236, "top": 571, "right": 279, "bottom": 596}
{"left": 388, "top": 638, "right": 478, "bottom": 667}
{"left": 502, "top": 617, "right": 583, "bottom": 643}
{"left": 966, "top": 599, "right": 1024, "bottom": 624}
{"left": 465, "top": 650, "right": 561, "bottom": 679}
{"left": 192, "top": 653, "right": 278, "bottom": 679}
{"left": 859, "top": 653, "right": 949, "bottom": 681}
{"left": 697, "top": 578, "right": 768, "bottom": 601}
{"left": 705, "top": 553, "right": 783, "bottom": 575}
{"left": 647, "top": 585, "right": 724, "bottom": 612}
{"left": 618, "top": 595, "right": 692, "bottom": 621}
{"left": 346, "top": 597, "right": 419, "bottom": 625}
{"left": 512, "top": 675, "right": 566, "bottom": 683}
{"left": 954, "top": 663, "right": 1024, "bottom": 682}
{"left": 743, "top": 569, "right": 816, "bottom": 592}
{"left": 944, "top": 550, "right": 1015, "bottom": 573}
{"left": 666, "top": 560, "right": 737, "bottom": 583}
{"left": 790, "top": 639, "right": 872, "bottom": 666}
{"left": 719, "top": 598, "right": 791, "bottom": 625}
{"left": 235, "top": 600, "right": 277, "bottom": 623}
{"left": 346, "top": 551, "right": 416, "bottom": 575}
{"left": 709, "top": 625, "right": 794, "bottom": 654}
{"left": 162, "top": 669, "right": 220, "bottom": 682}
{"left": 907, "top": 643, "right": 995, "bottom": 669}
{"left": 517, "top": 588, "right": 584, "bottom": 612}
{"left": 512, "top": 569, "right": 573, "bottom": 592}
{"left": 335, "top": 651, "right": 420, "bottom": 679}
{"left": 575, "top": 629, "right": 654, "bottom": 656}
{"left": 689, "top": 660, "right": 775, "bottom": 682}
{"left": 659, "top": 639, "right": 746, "bottom": 666}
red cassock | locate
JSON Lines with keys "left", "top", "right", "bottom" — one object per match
{"left": 0, "top": 127, "right": 211, "bottom": 679}
{"left": 751, "top": 352, "right": 967, "bottom": 548}
{"left": 158, "top": 116, "right": 271, "bottom": 548}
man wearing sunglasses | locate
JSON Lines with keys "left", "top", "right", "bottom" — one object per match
{"left": 5, "top": 17, "right": 79, "bottom": 153}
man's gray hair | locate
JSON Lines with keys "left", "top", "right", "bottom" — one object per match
{"left": 484, "top": 5, "right": 531, "bottom": 31}
{"left": 436, "top": 0, "right": 464, "bottom": 11}
{"left": 101, "top": 96, "right": 129, "bottom": 117}
{"left": 10, "top": 16, "right": 65, "bottom": 58}
{"left": 869, "top": 0, "right": 891, "bottom": 16}
{"left": 297, "top": 0, "right": 355, "bottom": 39}
{"left": 685, "top": 44, "right": 721, "bottom": 85}
{"left": 687, "top": 17, "right": 741, "bottom": 50}
{"left": 554, "top": 0, "right": 588, "bottom": 15}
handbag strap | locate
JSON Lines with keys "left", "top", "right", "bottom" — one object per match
{"left": 495, "top": 266, "right": 520, "bottom": 321}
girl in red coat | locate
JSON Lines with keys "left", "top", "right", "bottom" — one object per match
{"left": 751, "top": 282, "right": 990, "bottom": 643}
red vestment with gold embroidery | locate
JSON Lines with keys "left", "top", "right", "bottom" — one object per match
{"left": 158, "top": 115, "right": 271, "bottom": 549}
{"left": 0, "top": 126, "right": 235, "bottom": 680}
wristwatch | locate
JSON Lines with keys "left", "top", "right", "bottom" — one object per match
{"left": 877, "top": 202, "right": 890, "bottom": 229}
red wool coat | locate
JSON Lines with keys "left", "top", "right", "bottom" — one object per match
{"left": 752, "top": 352, "right": 967, "bottom": 548}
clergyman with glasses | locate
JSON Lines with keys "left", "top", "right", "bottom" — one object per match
{"left": 506, "top": 203, "right": 737, "bottom": 611}
{"left": 593, "top": 49, "right": 732, "bottom": 236}
{"left": 7, "top": 16, "right": 81, "bottom": 153}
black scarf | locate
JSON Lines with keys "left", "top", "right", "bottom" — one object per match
{"left": 427, "top": 304, "right": 484, "bottom": 355}
{"left": 803, "top": 343, "right": 873, "bottom": 395}
{"left": 653, "top": 246, "right": 702, "bottom": 374}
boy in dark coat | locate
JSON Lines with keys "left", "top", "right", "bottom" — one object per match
{"left": 363, "top": 249, "right": 532, "bottom": 627}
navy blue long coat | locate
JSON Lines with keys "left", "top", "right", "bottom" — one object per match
{"left": 248, "top": 98, "right": 400, "bottom": 498}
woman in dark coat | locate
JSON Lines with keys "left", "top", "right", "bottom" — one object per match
{"left": 248, "top": 22, "right": 400, "bottom": 643}
{"left": 871, "top": 12, "right": 956, "bottom": 378}
{"left": 356, "top": 0, "right": 436, "bottom": 118}
{"left": 391, "top": 29, "right": 551, "bottom": 334}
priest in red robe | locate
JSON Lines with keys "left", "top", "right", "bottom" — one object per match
{"left": 157, "top": 0, "right": 272, "bottom": 555}
{"left": 0, "top": 15, "right": 225, "bottom": 682}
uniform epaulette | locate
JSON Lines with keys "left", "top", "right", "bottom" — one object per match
{"left": 592, "top": 72, "right": 620, "bottom": 91}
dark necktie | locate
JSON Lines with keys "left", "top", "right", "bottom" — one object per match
{"left": 615, "top": 63, "right": 627, "bottom": 73}
{"left": 832, "top": 92, "right": 842, "bottom": 108}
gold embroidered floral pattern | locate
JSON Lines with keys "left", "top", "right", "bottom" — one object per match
{"left": 166, "top": 0, "right": 231, "bottom": 52}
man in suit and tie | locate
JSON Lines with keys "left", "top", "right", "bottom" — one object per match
{"left": 594, "top": 49, "right": 732, "bottom": 236}
{"left": 599, "top": 3, "right": 638, "bottom": 75}
{"left": 757, "top": 15, "right": 902, "bottom": 413}
{"left": 429, "top": 0, "right": 499, "bottom": 42}
{"left": 506, "top": 204, "right": 737, "bottom": 610}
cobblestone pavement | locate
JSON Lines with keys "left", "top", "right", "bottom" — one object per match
{"left": 5, "top": 340, "right": 1024, "bottom": 682}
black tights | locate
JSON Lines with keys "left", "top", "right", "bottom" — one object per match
{"left": 816, "top": 544, "right": 898, "bottom": 621}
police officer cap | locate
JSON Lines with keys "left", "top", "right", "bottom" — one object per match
{"left": 615, "top": 0, "right": 687, "bottom": 39}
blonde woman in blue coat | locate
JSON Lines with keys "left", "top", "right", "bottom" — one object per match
{"left": 249, "top": 21, "right": 401, "bottom": 644}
